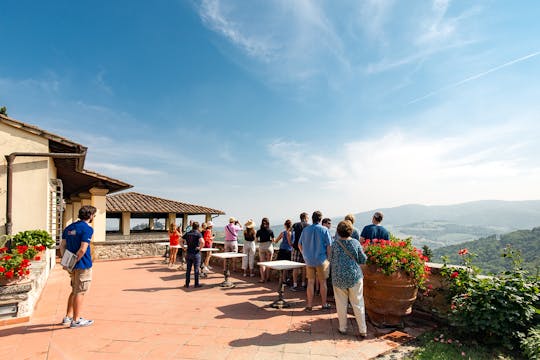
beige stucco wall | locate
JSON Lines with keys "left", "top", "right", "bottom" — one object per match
{"left": 0, "top": 123, "right": 52, "bottom": 235}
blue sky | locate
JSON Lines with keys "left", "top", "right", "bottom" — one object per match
{"left": 2, "top": 0, "right": 540, "bottom": 226}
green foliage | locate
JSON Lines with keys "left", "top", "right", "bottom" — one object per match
{"left": 422, "top": 245, "right": 433, "bottom": 261}
{"left": 363, "top": 235, "right": 430, "bottom": 287}
{"left": 434, "top": 227, "right": 540, "bottom": 274}
{"left": 0, "top": 106, "right": 7, "bottom": 115}
{"left": 408, "top": 329, "right": 519, "bottom": 360}
{"left": 521, "top": 325, "right": 540, "bottom": 360}
{"left": 12, "top": 230, "right": 55, "bottom": 249}
{"left": 441, "top": 246, "right": 540, "bottom": 351}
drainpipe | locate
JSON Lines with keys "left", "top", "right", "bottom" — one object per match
{"left": 4, "top": 152, "right": 85, "bottom": 235}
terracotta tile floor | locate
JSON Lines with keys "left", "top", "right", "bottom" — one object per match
{"left": 0, "top": 258, "right": 436, "bottom": 359}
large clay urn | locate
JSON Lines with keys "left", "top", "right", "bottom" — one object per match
{"left": 361, "top": 264, "right": 418, "bottom": 327}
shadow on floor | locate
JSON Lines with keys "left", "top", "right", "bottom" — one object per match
{"left": 0, "top": 322, "right": 71, "bottom": 336}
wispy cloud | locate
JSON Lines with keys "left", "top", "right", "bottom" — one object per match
{"left": 357, "top": 0, "right": 396, "bottom": 43}
{"left": 197, "top": 0, "right": 349, "bottom": 86}
{"left": 267, "top": 121, "right": 540, "bottom": 209}
{"left": 85, "top": 162, "right": 163, "bottom": 176}
{"left": 408, "top": 50, "right": 540, "bottom": 104}
{"left": 93, "top": 70, "right": 113, "bottom": 95}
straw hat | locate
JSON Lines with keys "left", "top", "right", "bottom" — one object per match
{"left": 206, "top": 221, "right": 214, "bottom": 227}
{"left": 229, "top": 217, "right": 236, "bottom": 223}
{"left": 244, "top": 219, "right": 255, "bottom": 228}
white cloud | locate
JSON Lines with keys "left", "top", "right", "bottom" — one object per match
{"left": 357, "top": 0, "right": 396, "bottom": 42}
{"left": 267, "top": 122, "right": 540, "bottom": 210}
{"left": 197, "top": 0, "right": 350, "bottom": 86}
{"left": 85, "top": 162, "right": 163, "bottom": 176}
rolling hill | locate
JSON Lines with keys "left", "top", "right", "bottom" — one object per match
{"left": 432, "top": 227, "right": 540, "bottom": 274}
{"left": 346, "top": 200, "right": 540, "bottom": 249}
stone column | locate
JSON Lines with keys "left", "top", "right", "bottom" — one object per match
{"left": 166, "top": 213, "right": 176, "bottom": 230}
{"left": 149, "top": 218, "right": 154, "bottom": 230}
{"left": 121, "top": 212, "right": 131, "bottom": 236}
{"left": 205, "top": 213, "right": 212, "bottom": 223}
{"left": 63, "top": 201, "right": 74, "bottom": 227}
{"left": 70, "top": 195, "right": 82, "bottom": 223}
{"left": 79, "top": 192, "right": 92, "bottom": 207}
{"left": 88, "top": 188, "right": 109, "bottom": 243}
{"left": 182, "top": 214, "right": 188, "bottom": 232}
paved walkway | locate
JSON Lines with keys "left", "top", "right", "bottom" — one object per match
{"left": 0, "top": 258, "right": 435, "bottom": 359}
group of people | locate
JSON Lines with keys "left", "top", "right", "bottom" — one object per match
{"left": 167, "top": 220, "right": 216, "bottom": 288}
{"left": 58, "top": 203, "right": 389, "bottom": 337}
{"left": 218, "top": 210, "right": 389, "bottom": 337}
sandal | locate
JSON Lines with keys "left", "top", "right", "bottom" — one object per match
{"left": 304, "top": 306, "right": 312, "bottom": 312}
{"left": 258, "top": 279, "right": 265, "bottom": 283}
{"left": 322, "top": 303, "right": 332, "bottom": 310}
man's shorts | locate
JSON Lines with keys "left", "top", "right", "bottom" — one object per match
{"left": 306, "top": 260, "right": 329, "bottom": 281}
{"left": 291, "top": 249, "right": 304, "bottom": 263}
{"left": 224, "top": 240, "right": 238, "bottom": 253}
{"left": 70, "top": 268, "right": 92, "bottom": 295}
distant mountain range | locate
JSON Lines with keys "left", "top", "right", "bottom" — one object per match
{"left": 340, "top": 200, "right": 540, "bottom": 249}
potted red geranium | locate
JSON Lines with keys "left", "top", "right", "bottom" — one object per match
{"left": 0, "top": 246, "right": 36, "bottom": 286}
{"left": 361, "top": 236, "right": 431, "bottom": 327}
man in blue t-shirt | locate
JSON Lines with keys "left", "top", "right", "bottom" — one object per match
{"left": 60, "top": 205, "right": 96, "bottom": 328}
{"left": 360, "top": 211, "right": 390, "bottom": 244}
{"left": 299, "top": 211, "right": 332, "bottom": 311}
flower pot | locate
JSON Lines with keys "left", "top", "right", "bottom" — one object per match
{"left": 0, "top": 276, "right": 25, "bottom": 286}
{"left": 362, "top": 264, "right": 418, "bottom": 327}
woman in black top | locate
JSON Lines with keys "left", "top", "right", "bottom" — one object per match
{"left": 256, "top": 217, "right": 275, "bottom": 283}
{"left": 242, "top": 219, "right": 256, "bottom": 277}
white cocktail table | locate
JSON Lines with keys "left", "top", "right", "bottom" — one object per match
{"left": 257, "top": 260, "right": 306, "bottom": 308}
{"left": 211, "top": 252, "right": 247, "bottom": 288}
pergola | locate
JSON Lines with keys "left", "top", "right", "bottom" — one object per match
{"left": 106, "top": 191, "right": 225, "bottom": 236}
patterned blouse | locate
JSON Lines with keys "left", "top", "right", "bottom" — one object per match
{"left": 330, "top": 237, "right": 367, "bottom": 289}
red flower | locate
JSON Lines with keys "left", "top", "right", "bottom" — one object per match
{"left": 0, "top": 266, "right": 5, "bottom": 273}
{"left": 458, "top": 248, "right": 469, "bottom": 256}
{"left": 0, "top": 247, "right": 7, "bottom": 253}
{"left": 5, "top": 270, "right": 14, "bottom": 278}
{"left": 34, "top": 256, "right": 41, "bottom": 261}
{"left": 401, "top": 258, "right": 408, "bottom": 264}
{"left": 451, "top": 271, "right": 459, "bottom": 279}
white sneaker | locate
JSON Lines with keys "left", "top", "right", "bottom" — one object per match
{"left": 62, "top": 316, "right": 72, "bottom": 325}
{"left": 70, "top": 317, "right": 94, "bottom": 328}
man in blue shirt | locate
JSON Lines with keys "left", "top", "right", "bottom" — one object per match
{"left": 299, "top": 211, "right": 332, "bottom": 311}
{"left": 360, "top": 211, "right": 390, "bottom": 244}
{"left": 60, "top": 205, "right": 96, "bottom": 328}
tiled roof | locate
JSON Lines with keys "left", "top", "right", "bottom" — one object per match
{"left": 106, "top": 192, "right": 225, "bottom": 215}
{"left": 0, "top": 114, "right": 87, "bottom": 152}
{"left": 1, "top": 114, "right": 132, "bottom": 196}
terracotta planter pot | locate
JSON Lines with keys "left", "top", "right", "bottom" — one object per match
{"left": 0, "top": 275, "right": 26, "bottom": 286}
{"left": 361, "top": 264, "right": 418, "bottom": 327}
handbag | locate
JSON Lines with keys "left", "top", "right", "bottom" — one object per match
{"left": 335, "top": 239, "right": 361, "bottom": 268}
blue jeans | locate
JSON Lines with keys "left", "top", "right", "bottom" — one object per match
{"left": 185, "top": 252, "right": 201, "bottom": 287}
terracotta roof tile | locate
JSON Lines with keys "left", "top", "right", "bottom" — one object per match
{"left": 106, "top": 192, "right": 225, "bottom": 215}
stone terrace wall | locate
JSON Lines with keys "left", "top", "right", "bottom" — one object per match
{"left": 94, "top": 238, "right": 168, "bottom": 261}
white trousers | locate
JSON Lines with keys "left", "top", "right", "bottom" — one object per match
{"left": 242, "top": 241, "right": 256, "bottom": 270}
{"left": 333, "top": 279, "right": 367, "bottom": 334}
